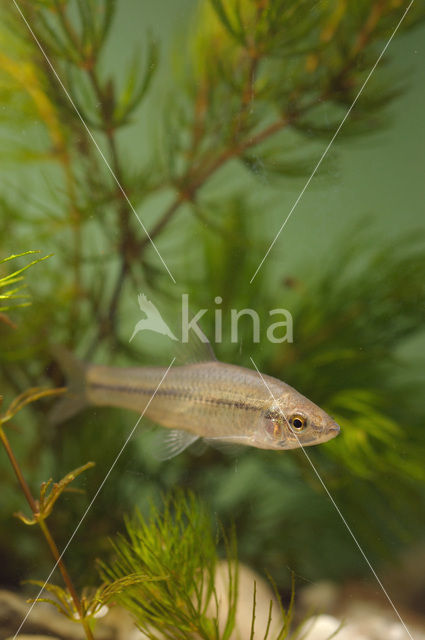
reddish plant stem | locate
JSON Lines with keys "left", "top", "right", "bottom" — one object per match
{"left": 139, "top": 116, "right": 290, "bottom": 253}
{"left": 0, "top": 426, "right": 37, "bottom": 513}
{"left": 0, "top": 425, "right": 94, "bottom": 640}
{"left": 352, "top": 0, "right": 386, "bottom": 58}
{"left": 53, "top": 0, "right": 391, "bottom": 356}
{"left": 139, "top": 0, "right": 390, "bottom": 254}
{"left": 53, "top": 2, "right": 129, "bottom": 346}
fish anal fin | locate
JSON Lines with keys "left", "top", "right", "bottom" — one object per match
{"left": 205, "top": 436, "right": 250, "bottom": 456}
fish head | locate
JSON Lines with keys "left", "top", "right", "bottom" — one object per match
{"left": 254, "top": 390, "right": 340, "bottom": 450}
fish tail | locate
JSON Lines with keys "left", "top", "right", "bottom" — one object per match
{"left": 49, "top": 346, "right": 88, "bottom": 425}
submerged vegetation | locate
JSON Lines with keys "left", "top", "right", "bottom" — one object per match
{"left": 0, "top": 254, "right": 97, "bottom": 639}
{"left": 1, "top": 0, "right": 425, "bottom": 637}
{"left": 98, "top": 491, "right": 298, "bottom": 640}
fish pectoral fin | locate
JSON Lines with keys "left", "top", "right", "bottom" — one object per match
{"left": 155, "top": 428, "right": 199, "bottom": 460}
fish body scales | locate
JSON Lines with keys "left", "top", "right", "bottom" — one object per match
{"left": 86, "top": 361, "right": 285, "bottom": 439}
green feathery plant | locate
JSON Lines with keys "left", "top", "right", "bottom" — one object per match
{"left": 0, "top": 251, "right": 50, "bottom": 313}
{"left": 0, "top": 0, "right": 424, "bottom": 598}
{"left": 98, "top": 491, "right": 299, "bottom": 640}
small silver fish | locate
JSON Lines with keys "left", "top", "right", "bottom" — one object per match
{"left": 52, "top": 343, "right": 340, "bottom": 459}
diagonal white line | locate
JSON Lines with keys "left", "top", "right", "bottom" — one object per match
{"left": 249, "top": 356, "right": 415, "bottom": 640}
{"left": 250, "top": 0, "right": 415, "bottom": 284}
{"left": 11, "top": 0, "right": 176, "bottom": 284}
{"left": 12, "top": 358, "right": 176, "bottom": 640}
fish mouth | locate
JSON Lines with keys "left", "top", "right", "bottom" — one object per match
{"left": 324, "top": 422, "right": 340, "bottom": 441}
{"left": 305, "top": 422, "right": 340, "bottom": 445}
{"left": 328, "top": 423, "right": 340, "bottom": 435}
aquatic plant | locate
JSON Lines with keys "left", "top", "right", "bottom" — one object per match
{"left": 0, "top": 0, "right": 424, "bottom": 602}
{"left": 98, "top": 490, "right": 298, "bottom": 640}
{"left": 0, "top": 253, "right": 98, "bottom": 639}
{"left": 0, "top": 251, "right": 50, "bottom": 313}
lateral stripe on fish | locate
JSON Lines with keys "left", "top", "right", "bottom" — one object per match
{"left": 88, "top": 380, "right": 259, "bottom": 411}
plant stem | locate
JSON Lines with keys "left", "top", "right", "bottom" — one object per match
{"left": 0, "top": 426, "right": 37, "bottom": 513}
{"left": 86, "top": 67, "right": 134, "bottom": 347}
{"left": 138, "top": 115, "right": 291, "bottom": 254}
{"left": 137, "top": 1, "right": 391, "bottom": 259}
{"left": 0, "top": 425, "right": 94, "bottom": 640}
{"left": 37, "top": 0, "right": 394, "bottom": 360}
{"left": 38, "top": 519, "right": 94, "bottom": 640}
{"left": 352, "top": 0, "right": 385, "bottom": 58}
{"left": 52, "top": 2, "right": 129, "bottom": 348}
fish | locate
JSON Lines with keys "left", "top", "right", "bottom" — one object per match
{"left": 51, "top": 338, "right": 340, "bottom": 459}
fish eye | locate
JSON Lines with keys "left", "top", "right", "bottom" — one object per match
{"left": 264, "top": 408, "right": 284, "bottom": 440}
{"left": 289, "top": 413, "right": 308, "bottom": 432}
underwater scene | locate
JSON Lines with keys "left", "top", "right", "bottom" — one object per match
{"left": 0, "top": 1, "right": 424, "bottom": 639}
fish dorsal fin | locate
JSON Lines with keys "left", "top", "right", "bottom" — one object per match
{"left": 155, "top": 429, "right": 200, "bottom": 460}
{"left": 174, "top": 323, "right": 217, "bottom": 365}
